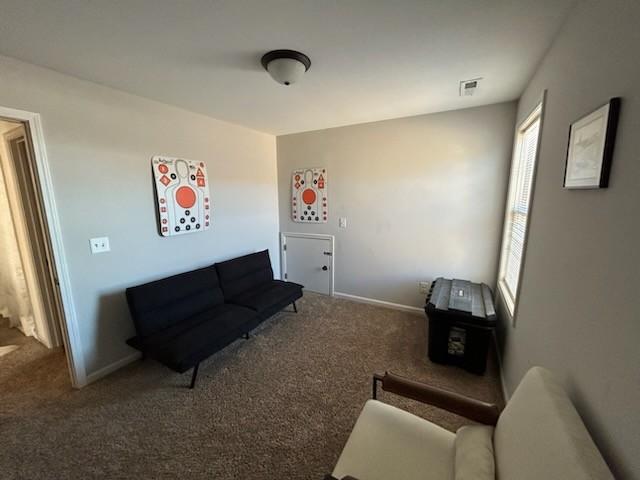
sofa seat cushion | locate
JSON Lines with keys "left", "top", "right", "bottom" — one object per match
{"left": 229, "top": 280, "right": 302, "bottom": 313}
{"left": 138, "top": 304, "right": 256, "bottom": 372}
{"left": 333, "top": 400, "right": 455, "bottom": 480}
{"left": 494, "top": 367, "right": 613, "bottom": 480}
{"left": 454, "top": 425, "right": 495, "bottom": 480}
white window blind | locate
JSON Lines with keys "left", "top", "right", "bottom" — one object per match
{"left": 499, "top": 104, "right": 542, "bottom": 314}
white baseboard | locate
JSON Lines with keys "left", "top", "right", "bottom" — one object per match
{"left": 334, "top": 291, "right": 424, "bottom": 316}
{"left": 493, "top": 333, "right": 510, "bottom": 402}
{"left": 85, "top": 351, "right": 142, "bottom": 385}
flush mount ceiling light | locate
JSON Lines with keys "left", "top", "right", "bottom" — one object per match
{"left": 261, "top": 50, "right": 311, "bottom": 86}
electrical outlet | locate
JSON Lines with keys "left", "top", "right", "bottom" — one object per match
{"left": 90, "top": 236, "right": 110, "bottom": 254}
{"left": 339, "top": 217, "right": 347, "bottom": 228}
{"left": 419, "top": 281, "right": 430, "bottom": 294}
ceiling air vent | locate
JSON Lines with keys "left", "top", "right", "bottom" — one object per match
{"left": 459, "top": 78, "right": 482, "bottom": 97}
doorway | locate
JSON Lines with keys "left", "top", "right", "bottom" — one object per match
{"left": 281, "top": 233, "right": 334, "bottom": 295}
{"left": 0, "top": 118, "right": 62, "bottom": 356}
{"left": 0, "top": 121, "right": 38, "bottom": 349}
{"left": 0, "top": 110, "right": 82, "bottom": 388}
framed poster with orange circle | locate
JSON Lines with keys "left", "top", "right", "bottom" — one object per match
{"left": 292, "top": 168, "right": 327, "bottom": 223}
{"left": 152, "top": 156, "right": 211, "bottom": 236}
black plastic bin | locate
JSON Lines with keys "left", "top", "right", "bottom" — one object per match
{"left": 425, "top": 278, "right": 496, "bottom": 374}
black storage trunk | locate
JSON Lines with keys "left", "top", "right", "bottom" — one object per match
{"left": 425, "top": 278, "right": 496, "bottom": 374}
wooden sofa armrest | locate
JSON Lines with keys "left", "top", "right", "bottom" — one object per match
{"left": 372, "top": 371, "right": 501, "bottom": 425}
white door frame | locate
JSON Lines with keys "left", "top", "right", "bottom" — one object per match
{"left": 0, "top": 105, "right": 86, "bottom": 388}
{"left": 280, "top": 232, "right": 335, "bottom": 296}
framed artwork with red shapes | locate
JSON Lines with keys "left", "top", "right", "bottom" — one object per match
{"left": 292, "top": 168, "right": 327, "bottom": 223}
{"left": 152, "top": 156, "right": 211, "bottom": 236}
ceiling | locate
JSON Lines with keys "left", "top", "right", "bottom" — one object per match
{"left": 0, "top": 1, "right": 576, "bottom": 135}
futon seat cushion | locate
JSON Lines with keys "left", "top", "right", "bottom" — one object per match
{"left": 229, "top": 279, "right": 302, "bottom": 313}
{"left": 333, "top": 400, "right": 455, "bottom": 480}
{"left": 133, "top": 304, "right": 257, "bottom": 373}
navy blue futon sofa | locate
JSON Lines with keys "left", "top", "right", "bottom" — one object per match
{"left": 125, "top": 250, "right": 302, "bottom": 388}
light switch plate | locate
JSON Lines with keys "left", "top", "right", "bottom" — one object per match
{"left": 90, "top": 237, "right": 110, "bottom": 254}
{"left": 339, "top": 217, "right": 347, "bottom": 228}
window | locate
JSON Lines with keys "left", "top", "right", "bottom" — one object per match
{"left": 498, "top": 102, "right": 543, "bottom": 316}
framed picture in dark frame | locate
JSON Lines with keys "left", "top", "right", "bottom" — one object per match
{"left": 563, "top": 97, "right": 620, "bottom": 189}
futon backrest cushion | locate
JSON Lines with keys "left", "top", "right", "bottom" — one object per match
{"left": 493, "top": 367, "right": 613, "bottom": 480}
{"left": 215, "top": 250, "right": 274, "bottom": 300}
{"left": 126, "top": 265, "right": 224, "bottom": 338}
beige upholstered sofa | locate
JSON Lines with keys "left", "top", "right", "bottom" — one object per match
{"left": 330, "top": 367, "right": 613, "bottom": 480}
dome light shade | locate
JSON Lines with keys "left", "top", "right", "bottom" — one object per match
{"left": 266, "top": 57, "right": 306, "bottom": 85}
{"left": 261, "top": 50, "right": 311, "bottom": 86}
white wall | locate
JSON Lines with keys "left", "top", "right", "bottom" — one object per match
{"left": 496, "top": 1, "right": 640, "bottom": 478}
{"left": 0, "top": 54, "right": 279, "bottom": 378}
{"left": 277, "top": 102, "right": 516, "bottom": 307}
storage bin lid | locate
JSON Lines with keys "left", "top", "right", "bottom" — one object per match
{"left": 426, "top": 278, "right": 496, "bottom": 325}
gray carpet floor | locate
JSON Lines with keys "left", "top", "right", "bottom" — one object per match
{"left": 1, "top": 293, "right": 503, "bottom": 479}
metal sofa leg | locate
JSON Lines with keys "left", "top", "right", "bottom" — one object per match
{"left": 189, "top": 363, "right": 200, "bottom": 389}
{"left": 293, "top": 301, "right": 298, "bottom": 313}
{"left": 372, "top": 373, "right": 383, "bottom": 400}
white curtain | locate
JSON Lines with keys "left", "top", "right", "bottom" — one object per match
{"left": 0, "top": 160, "right": 35, "bottom": 336}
